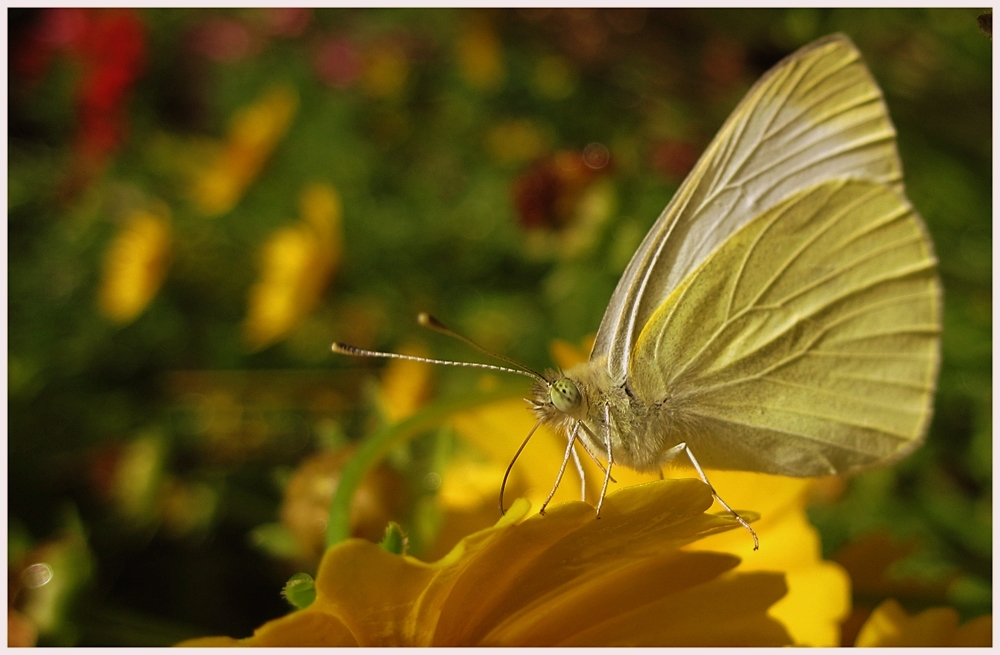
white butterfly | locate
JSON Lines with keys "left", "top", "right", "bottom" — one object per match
{"left": 335, "top": 34, "right": 942, "bottom": 549}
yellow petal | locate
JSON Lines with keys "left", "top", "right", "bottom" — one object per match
{"left": 312, "top": 540, "right": 439, "bottom": 646}
{"left": 191, "top": 86, "right": 298, "bottom": 216}
{"left": 181, "top": 479, "right": 786, "bottom": 646}
{"left": 855, "top": 598, "right": 992, "bottom": 647}
{"left": 678, "top": 471, "right": 851, "bottom": 647}
{"left": 551, "top": 566, "right": 789, "bottom": 646}
{"left": 242, "top": 184, "right": 342, "bottom": 350}
{"left": 430, "top": 479, "right": 785, "bottom": 646}
{"left": 98, "top": 207, "right": 172, "bottom": 324}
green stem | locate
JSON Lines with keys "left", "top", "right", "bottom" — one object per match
{"left": 326, "top": 386, "right": 526, "bottom": 547}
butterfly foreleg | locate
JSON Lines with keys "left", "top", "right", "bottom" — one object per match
{"left": 570, "top": 440, "right": 586, "bottom": 502}
{"left": 580, "top": 436, "right": 618, "bottom": 482}
{"left": 595, "top": 404, "right": 615, "bottom": 518}
{"left": 540, "top": 423, "right": 581, "bottom": 515}
{"left": 680, "top": 444, "right": 759, "bottom": 551}
{"left": 575, "top": 430, "right": 616, "bottom": 483}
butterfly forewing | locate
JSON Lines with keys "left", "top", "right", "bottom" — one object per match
{"left": 629, "top": 179, "right": 940, "bottom": 476}
{"left": 592, "top": 34, "right": 906, "bottom": 383}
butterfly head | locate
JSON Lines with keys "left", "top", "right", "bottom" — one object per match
{"left": 549, "top": 378, "right": 582, "bottom": 413}
{"left": 530, "top": 370, "right": 590, "bottom": 427}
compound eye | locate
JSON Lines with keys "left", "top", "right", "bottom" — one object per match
{"left": 549, "top": 378, "right": 581, "bottom": 413}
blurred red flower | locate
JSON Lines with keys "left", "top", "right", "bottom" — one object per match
{"left": 16, "top": 8, "right": 146, "bottom": 165}
{"left": 513, "top": 148, "right": 610, "bottom": 230}
{"left": 314, "top": 37, "right": 365, "bottom": 89}
{"left": 649, "top": 140, "right": 698, "bottom": 183}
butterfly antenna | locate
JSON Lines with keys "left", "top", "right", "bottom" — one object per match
{"left": 417, "top": 313, "right": 548, "bottom": 383}
{"left": 331, "top": 342, "right": 544, "bottom": 383}
{"left": 500, "top": 419, "right": 542, "bottom": 515}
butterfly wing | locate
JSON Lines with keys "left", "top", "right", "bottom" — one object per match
{"left": 591, "top": 34, "right": 905, "bottom": 382}
{"left": 630, "top": 179, "right": 940, "bottom": 475}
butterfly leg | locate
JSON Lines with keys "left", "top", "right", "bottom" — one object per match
{"left": 595, "top": 404, "right": 615, "bottom": 518}
{"left": 540, "top": 423, "right": 581, "bottom": 515}
{"left": 681, "top": 443, "right": 759, "bottom": 551}
{"left": 570, "top": 440, "right": 587, "bottom": 502}
{"left": 575, "top": 432, "right": 617, "bottom": 483}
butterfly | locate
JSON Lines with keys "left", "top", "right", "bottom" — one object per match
{"left": 334, "top": 34, "right": 942, "bottom": 549}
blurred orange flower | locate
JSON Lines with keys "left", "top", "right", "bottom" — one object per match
{"left": 854, "top": 599, "right": 991, "bottom": 646}
{"left": 98, "top": 205, "right": 171, "bottom": 324}
{"left": 243, "top": 183, "right": 342, "bottom": 350}
{"left": 179, "top": 479, "right": 791, "bottom": 646}
{"left": 191, "top": 85, "right": 298, "bottom": 216}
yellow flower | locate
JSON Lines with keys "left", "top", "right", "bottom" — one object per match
{"left": 447, "top": 401, "right": 849, "bottom": 646}
{"left": 243, "top": 183, "right": 342, "bottom": 351}
{"left": 456, "top": 16, "right": 504, "bottom": 91}
{"left": 97, "top": 205, "right": 171, "bottom": 324}
{"left": 178, "top": 479, "right": 792, "bottom": 646}
{"left": 191, "top": 85, "right": 298, "bottom": 216}
{"left": 854, "top": 599, "right": 992, "bottom": 646}
{"left": 445, "top": 336, "right": 851, "bottom": 646}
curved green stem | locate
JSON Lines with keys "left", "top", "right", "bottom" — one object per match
{"left": 325, "top": 386, "right": 526, "bottom": 547}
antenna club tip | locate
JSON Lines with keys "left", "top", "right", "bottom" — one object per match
{"left": 331, "top": 342, "right": 351, "bottom": 354}
{"left": 416, "top": 312, "right": 436, "bottom": 327}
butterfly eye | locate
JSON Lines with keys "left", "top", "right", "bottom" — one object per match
{"left": 549, "top": 378, "right": 581, "bottom": 413}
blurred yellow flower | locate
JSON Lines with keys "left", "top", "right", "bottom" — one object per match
{"left": 457, "top": 16, "right": 504, "bottom": 91}
{"left": 375, "top": 341, "right": 434, "bottom": 424}
{"left": 549, "top": 336, "right": 595, "bottom": 369}
{"left": 243, "top": 183, "right": 342, "bottom": 350}
{"left": 362, "top": 42, "right": 409, "bottom": 99}
{"left": 486, "top": 118, "right": 551, "bottom": 165}
{"left": 854, "top": 599, "right": 991, "bottom": 646}
{"left": 97, "top": 205, "right": 171, "bottom": 324}
{"left": 191, "top": 85, "right": 298, "bottom": 216}
{"left": 280, "top": 448, "right": 406, "bottom": 561}
{"left": 179, "top": 479, "right": 792, "bottom": 646}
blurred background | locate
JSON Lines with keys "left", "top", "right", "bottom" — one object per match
{"left": 7, "top": 8, "right": 991, "bottom": 646}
